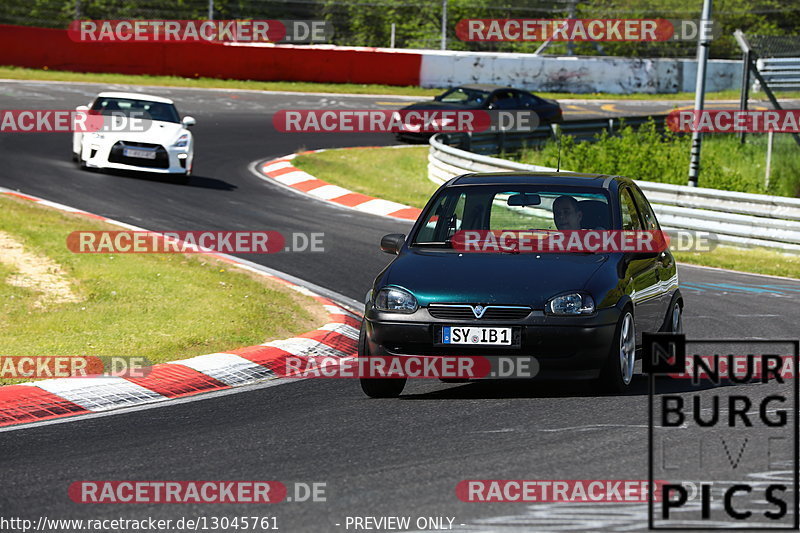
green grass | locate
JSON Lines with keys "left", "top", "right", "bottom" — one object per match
{"left": 0, "top": 195, "right": 326, "bottom": 385}
{"left": 517, "top": 121, "right": 800, "bottom": 198}
{"left": 293, "top": 146, "right": 434, "bottom": 207}
{"left": 674, "top": 246, "right": 800, "bottom": 279}
{"left": 3, "top": 65, "right": 797, "bottom": 101}
{"left": 293, "top": 145, "right": 800, "bottom": 279}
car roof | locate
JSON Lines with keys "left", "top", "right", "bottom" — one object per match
{"left": 95, "top": 92, "right": 175, "bottom": 104}
{"left": 449, "top": 171, "right": 631, "bottom": 190}
{"left": 454, "top": 84, "right": 511, "bottom": 92}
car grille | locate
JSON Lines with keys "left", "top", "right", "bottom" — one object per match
{"left": 428, "top": 304, "right": 532, "bottom": 321}
{"left": 108, "top": 141, "right": 169, "bottom": 169}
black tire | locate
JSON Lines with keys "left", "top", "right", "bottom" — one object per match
{"left": 597, "top": 308, "right": 636, "bottom": 394}
{"left": 661, "top": 296, "right": 683, "bottom": 334}
{"left": 357, "top": 323, "right": 406, "bottom": 398}
{"left": 360, "top": 376, "right": 407, "bottom": 398}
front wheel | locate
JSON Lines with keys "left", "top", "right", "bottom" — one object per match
{"left": 357, "top": 323, "right": 406, "bottom": 398}
{"left": 360, "top": 377, "right": 406, "bottom": 398}
{"left": 597, "top": 310, "right": 636, "bottom": 393}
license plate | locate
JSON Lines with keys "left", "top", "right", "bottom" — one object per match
{"left": 442, "top": 326, "right": 512, "bottom": 345}
{"left": 123, "top": 148, "right": 157, "bottom": 159}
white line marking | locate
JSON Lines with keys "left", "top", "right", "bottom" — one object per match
{"left": 308, "top": 184, "right": 352, "bottom": 200}
{"left": 169, "top": 353, "right": 274, "bottom": 386}
{"left": 356, "top": 198, "right": 411, "bottom": 216}
{"left": 0, "top": 377, "right": 307, "bottom": 433}
{"left": 34, "top": 377, "right": 165, "bottom": 411}
{"left": 272, "top": 170, "right": 315, "bottom": 185}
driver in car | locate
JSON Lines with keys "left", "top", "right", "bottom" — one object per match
{"left": 553, "top": 195, "right": 582, "bottom": 230}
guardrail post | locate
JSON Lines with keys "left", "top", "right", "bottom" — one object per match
{"left": 738, "top": 49, "right": 751, "bottom": 144}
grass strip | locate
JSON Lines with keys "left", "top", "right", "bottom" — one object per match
{"left": 0, "top": 195, "right": 327, "bottom": 385}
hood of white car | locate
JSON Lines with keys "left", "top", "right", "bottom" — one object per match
{"left": 96, "top": 119, "right": 188, "bottom": 146}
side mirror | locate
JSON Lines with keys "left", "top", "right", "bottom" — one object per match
{"left": 182, "top": 116, "right": 196, "bottom": 127}
{"left": 380, "top": 233, "right": 406, "bottom": 255}
{"left": 76, "top": 105, "right": 89, "bottom": 112}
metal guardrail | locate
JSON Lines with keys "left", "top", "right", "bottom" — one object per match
{"left": 429, "top": 131, "right": 800, "bottom": 254}
{"left": 437, "top": 115, "right": 668, "bottom": 156}
{"left": 754, "top": 58, "right": 800, "bottom": 91}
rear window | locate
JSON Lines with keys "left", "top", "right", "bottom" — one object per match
{"left": 413, "top": 185, "right": 611, "bottom": 247}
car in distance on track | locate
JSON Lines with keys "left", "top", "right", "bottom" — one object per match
{"left": 72, "top": 92, "right": 196, "bottom": 179}
{"left": 396, "top": 84, "right": 562, "bottom": 141}
{"left": 359, "top": 172, "right": 682, "bottom": 398}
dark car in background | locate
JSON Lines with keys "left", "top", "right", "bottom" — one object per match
{"left": 359, "top": 172, "right": 683, "bottom": 398}
{"left": 397, "top": 84, "right": 563, "bottom": 142}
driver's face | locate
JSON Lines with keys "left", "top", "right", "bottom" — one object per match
{"left": 553, "top": 200, "right": 582, "bottom": 230}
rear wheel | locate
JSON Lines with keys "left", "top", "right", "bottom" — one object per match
{"left": 668, "top": 301, "right": 683, "bottom": 333}
{"left": 597, "top": 309, "right": 636, "bottom": 393}
{"left": 358, "top": 323, "right": 406, "bottom": 398}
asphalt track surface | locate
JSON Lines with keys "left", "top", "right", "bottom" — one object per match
{"left": 1, "top": 81, "right": 799, "bottom": 532}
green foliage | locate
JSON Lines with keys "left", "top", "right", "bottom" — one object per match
{"left": 517, "top": 120, "right": 800, "bottom": 197}
{"left": 2, "top": 0, "right": 798, "bottom": 59}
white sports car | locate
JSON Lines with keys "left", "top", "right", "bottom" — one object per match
{"left": 72, "top": 92, "right": 196, "bottom": 178}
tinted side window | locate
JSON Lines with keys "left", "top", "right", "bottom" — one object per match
{"left": 629, "top": 186, "right": 660, "bottom": 231}
{"left": 516, "top": 91, "right": 539, "bottom": 107}
{"left": 489, "top": 90, "right": 518, "bottom": 110}
{"left": 620, "top": 189, "right": 643, "bottom": 231}
{"left": 416, "top": 192, "right": 466, "bottom": 242}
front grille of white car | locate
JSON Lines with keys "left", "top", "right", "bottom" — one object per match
{"left": 108, "top": 141, "right": 170, "bottom": 169}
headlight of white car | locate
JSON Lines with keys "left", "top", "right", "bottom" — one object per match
{"left": 546, "top": 292, "right": 595, "bottom": 316}
{"left": 172, "top": 133, "right": 189, "bottom": 148}
{"left": 374, "top": 287, "right": 417, "bottom": 313}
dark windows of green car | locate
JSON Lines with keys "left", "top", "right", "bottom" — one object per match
{"left": 628, "top": 186, "right": 661, "bottom": 232}
{"left": 413, "top": 185, "right": 611, "bottom": 246}
{"left": 620, "top": 189, "right": 644, "bottom": 231}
